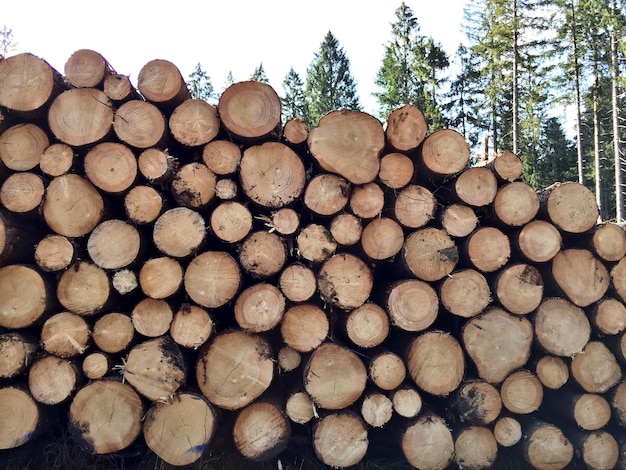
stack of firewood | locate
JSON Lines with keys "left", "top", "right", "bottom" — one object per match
{"left": 0, "top": 50, "right": 625, "bottom": 470}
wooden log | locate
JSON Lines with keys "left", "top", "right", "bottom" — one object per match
{"left": 522, "top": 419, "right": 574, "bottom": 470}
{"left": 0, "top": 171, "right": 45, "bottom": 215}
{"left": 475, "top": 150, "right": 523, "bottom": 183}
{"left": 401, "top": 412, "right": 454, "bottom": 470}
{"left": 143, "top": 392, "right": 217, "bottom": 466}
{"left": 113, "top": 100, "right": 167, "bottom": 149}
{"left": 280, "top": 303, "right": 329, "bottom": 353}
{"left": 0, "top": 264, "right": 50, "bottom": 328}
{"left": 42, "top": 174, "right": 104, "bottom": 238}
{"left": 0, "top": 52, "right": 65, "bottom": 116}
{"left": 535, "top": 355, "right": 569, "bottom": 390}
{"left": 492, "top": 181, "right": 540, "bottom": 227}
{"left": 303, "top": 173, "right": 350, "bottom": 217}
{"left": 493, "top": 416, "right": 522, "bottom": 447}
{"left": 611, "top": 256, "right": 626, "bottom": 303}
{"left": 391, "top": 386, "right": 422, "bottom": 418}
{"left": 534, "top": 297, "right": 590, "bottom": 357}
{"left": 580, "top": 431, "right": 620, "bottom": 470}
{"left": 233, "top": 401, "right": 290, "bottom": 462}
{"left": 385, "top": 104, "right": 428, "bottom": 152}
{"left": 278, "top": 263, "right": 316, "bottom": 302}
{"left": 440, "top": 269, "right": 491, "bottom": 318}
{"left": 440, "top": 203, "right": 479, "bottom": 238}
{"left": 57, "top": 261, "right": 110, "bottom": 316}
{"left": 218, "top": 81, "right": 281, "bottom": 142}
{"left": 0, "top": 332, "right": 38, "bottom": 379}
{"left": 378, "top": 152, "right": 415, "bottom": 189}
{"left": 234, "top": 282, "right": 285, "bottom": 332}
{"left": 92, "top": 312, "right": 134, "bottom": 354}
{"left": 393, "top": 184, "right": 437, "bottom": 229}
{"left": 87, "top": 219, "right": 141, "bottom": 270}
{"left": 41, "top": 311, "right": 90, "bottom": 357}
{"left": 169, "top": 98, "right": 219, "bottom": 147}
{"left": 590, "top": 222, "right": 626, "bottom": 262}
{"left": 277, "top": 346, "right": 301, "bottom": 372}
{"left": 500, "top": 369, "right": 543, "bottom": 415}
{"left": 283, "top": 116, "right": 309, "bottom": 146}
{"left": 112, "top": 269, "right": 137, "bottom": 295}
{"left": 317, "top": 253, "right": 373, "bottom": 310}
{"left": 202, "top": 139, "right": 241, "bottom": 176}
{"left": 368, "top": 350, "right": 406, "bottom": 391}
{"left": 169, "top": 304, "right": 213, "bottom": 349}
{"left": 612, "top": 379, "right": 626, "bottom": 427}
{"left": 170, "top": 162, "right": 217, "bottom": 209}
{"left": 137, "top": 148, "right": 178, "bottom": 184}
{"left": 84, "top": 142, "right": 137, "bottom": 194}
{"left": 266, "top": 207, "right": 300, "bottom": 236}
{"left": 360, "top": 217, "right": 404, "bottom": 261}
{"left": 0, "top": 123, "right": 49, "bottom": 171}
{"left": 451, "top": 379, "right": 502, "bottom": 426}
{"left": 308, "top": 109, "right": 385, "bottom": 184}
{"left": 215, "top": 178, "right": 238, "bottom": 200}
{"left": 350, "top": 182, "right": 385, "bottom": 219}
{"left": 184, "top": 251, "right": 241, "bottom": 309}
{"left": 419, "top": 128, "right": 470, "bottom": 180}
{"left": 551, "top": 249, "right": 609, "bottom": 307}
{"left": 103, "top": 73, "right": 140, "bottom": 102}
{"left": 344, "top": 302, "right": 390, "bottom": 349}
{"left": 329, "top": 212, "right": 362, "bottom": 246}
{"left": 493, "top": 263, "right": 543, "bottom": 315}
{"left": 34, "top": 234, "right": 74, "bottom": 272}
{"left": 515, "top": 220, "right": 562, "bottom": 263}
{"left": 209, "top": 201, "right": 253, "bottom": 244}
{"left": 570, "top": 341, "right": 622, "bottom": 393}
{"left": 48, "top": 88, "right": 113, "bottom": 147}
{"left": 453, "top": 426, "right": 498, "bottom": 470}
{"left": 196, "top": 330, "right": 273, "bottom": 410}
{"left": 451, "top": 166, "right": 498, "bottom": 207}
{"left": 0, "top": 386, "right": 44, "bottom": 450}
{"left": 68, "top": 379, "right": 143, "bottom": 454}
{"left": 406, "top": 331, "right": 464, "bottom": 396}
{"left": 129, "top": 297, "right": 171, "bottom": 337}
{"left": 466, "top": 226, "right": 511, "bottom": 273}
{"left": 124, "top": 185, "right": 163, "bottom": 224}
{"left": 385, "top": 279, "right": 439, "bottom": 332}
{"left": 462, "top": 307, "right": 533, "bottom": 383}
{"left": 138, "top": 256, "right": 182, "bottom": 299}
{"left": 238, "top": 231, "right": 286, "bottom": 279}
{"left": 153, "top": 207, "right": 206, "bottom": 258}
{"left": 401, "top": 227, "right": 458, "bottom": 281}
{"left": 304, "top": 342, "right": 367, "bottom": 410}
{"left": 39, "top": 143, "right": 74, "bottom": 177}
{"left": 539, "top": 181, "right": 599, "bottom": 234}
{"left": 28, "top": 355, "right": 80, "bottom": 405}
{"left": 137, "top": 59, "right": 190, "bottom": 111}
{"left": 312, "top": 412, "right": 368, "bottom": 467}
{"left": 546, "top": 389, "right": 612, "bottom": 431}
{"left": 360, "top": 392, "right": 393, "bottom": 428}
{"left": 592, "top": 297, "right": 626, "bottom": 335}
{"left": 81, "top": 352, "right": 111, "bottom": 380}
{"left": 123, "top": 336, "right": 185, "bottom": 402}
{"left": 64, "top": 49, "right": 114, "bottom": 88}
{"left": 285, "top": 390, "right": 314, "bottom": 424}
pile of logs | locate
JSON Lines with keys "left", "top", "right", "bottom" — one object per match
{"left": 0, "top": 50, "right": 625, "bottom": 470}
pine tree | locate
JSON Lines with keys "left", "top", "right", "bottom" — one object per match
{"left": 250, "top": 63, "right": 269, "bottom": 83}
{"left": 305, "top": 31, "right": 361, "bottom": 125}
{"left": 0, "top": 25, "right": 17, "bottom": 59}
{"left": 221, "top": 71, "right": 235, "bottom": 94}
{"left": 536, "top": 117, "right": 578, "bottom": 188}
{"left": 281, "top": 67, "right": 308, "bottom": 123}
{"left": 187, "top": 63, "right": 215, "bottom": 103}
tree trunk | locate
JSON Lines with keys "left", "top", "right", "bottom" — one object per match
{"left": 124, "top": 185, "right": 163, "bottom": 225}
{"left": 84, "top": 142, "right": 138, "bottom": 194}
{"left": 81, "top": 352, "right": 111, "bottom": 380}
{"left": 344, "top": 302, "right": 390, "bottom": 349}
{"left": 64, "top": 49, "right": 114, "bottom": 88}
{"left": 391, "top": 386, "right": 422, "bottom": 419}
{"left": 233, "top": 282, "right": 285, "bottom": 332}
{"left": 202, "top": 139, "right": 241, "bottom": 176}
{"left": 360, "top": 217, "right": 404, "bottom": 261}
{"left": 113, "top": 100, "right": 167, "bottom": 149}
{"left": 153, "top": 207, "right": 206, "bottom": 258}
{"left": 312, "top": 412, "right": 368, "bottom": 468}
{"left": 283, "top": 116, "right": 309, "bottom": 146}
{"left": 475, "top": 150, "right": 523, "bottom": 183}
{"left": 317, "top": 253, "right": 372, "bottom": 310}
{"left": 0, "top": 172, "right": 45, "bottom": 216}
{"left": 384, "top": 104, "right": 428, "bottom": 152}
{"left": 401, "top": 227, "right": 458, "bottom": 281}
{"left": 360, "top": 392, "right": 393, "bottom": 428}
{"left": 87, "top": 219, "right": 141, "bottom": 270}
{"left": 451, "top": 167, "right": 498, "bottom": 208}
{"left": 591, "top": 297, "right": 626, "bottom": 336}
{"left": 465, "top": 226, "right": 511, "bottom": 273}
{"left": 56, "top": 261, "right": 110, "bottom": 316}
{"left": 534, "top": 355, "right": 569, "bottom": 390}
{"left": 137, "top": 59, "right": 190, "bottom": 111}
{"left": 0, "top": 123, "right": 49, "bottom": 171}
{"left": 401, "top": 412, "right": 454, "bottom": 470}
{"left": 590, "top": 222, "right": 626, "bottom": 262}
{"left": 453, "top": 426, "right": 498, "bottom": 470}
{"left": 611, "top": 0, "right": 624, "bottom": 222}
{"left": 570, "top": 341, "right": 622, "bottom": 393}
{"left": 137, "top": 148, "right": 178, "bottom": 184}
{"left": 169, "top": 98, "right": 219, "bottom": 147}
{"left": 103, "top": 73, "right": 140, "bottom": 102}
{"left": 233, "top": 401, "right": 290, "bottom": 461}
{"left": 493, "top": 416, "right": 522, "bottom": 448}
{"left": 278, "top": 263, "right": 316, "bottom": 303}
{"left": 368, "top": 350, "right": 406, "bottom": 391}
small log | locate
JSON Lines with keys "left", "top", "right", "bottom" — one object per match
{"left": 137, "top": 59, "right": 190, "bottom": 110}
{"left": 170, "top": 304, "right": 213, "bottom": 349}
{"left": 202, "top": 139, "right": 241, "bottom": 176}
{"left": 0, "top": 123, "right": 49, "bottom": 171}
{"left": 40, "top": 143, "right": 74, "bottom": 177}
{"left": 360, "top": 392, "right": 393, "bottom": 428}
{"left": 590, "top": 222, "right": 626, "bottom": 262}
{"left": 329, "top": 213, "right": 362, "bottom": 246}
{"left": 285, "top": 391, "right": 314, "bottom": 424}
{"left": 580, "top": 431, "right": 619, "bottom": 470}
{"left": 493, "top": 416, "right": 522, "bottom": 447}
{"left": 87, "top": 219, "right": 141, "bottom": 270}
{"left": 368, "top": 350, "right": 406, "bottom": 391}
{"left": 453, "top": 426, "right": 498, "bottom": 470}
{"left": 378, "top": 152, "right": 414, "bottom": 189}
{"left": 112, "top": 269, "right": 137, "bottom": 295}
{"left": 196, "top": 330, "right": 273, "bottom": 410}
{"left": 139, "top": 256, "right": 182, "bottom": 299}
{"left": 304, "top": 342, "right": 367, "bottom": 410}
{"left": 283, "top": 116, "right": 309, "bottom": 145}
{"left": 570, "top": 341, "right": 622, "bottom": 393}
{"left": 360, "top": 217, "right": 404, "bottom": 261}
{"left": 452, "top": 166, "right": 498, "bottom": 207}
{"left": 103, "top": 73, "right": 139, "bottom": 102}
{"left": 113, "top": 100, "right": 167, "bottom": 149}
{"left": 233, "top": 401, "right": 290, "bottom": 462}
{"left": 344, "top": 302, "right": 390, "bottom": 349}
{"left": 267, "top": 207, "right": 300, "bottom": 235}
{"left": 313, "top": 412, "right": 368, "bottom": 467}
{"left": 592, "top": 297, "right": 626, "bottom": 335}
{"left": 493, "top": 263, "right": 543, "bottom": 315}
{"left": 349, "top": 182, "right": 384, "bottom": 219}
{"left": 317, "top": 253, "right": 373, "bottom": 310}
{"left": 534, "top": 297, "right": 590, "bottom": 357}
{"left": 462, "top": 307, "right": 533, "bottom": 383}
{"left": 280, "top": 303, "right": 329, "bottom": 353}
{"left": 500, "top": 369, "right": 543, "bottom": 414}
{"left": 393, "top": 184, "right": 437, "bottom": 229}
{"left": 184, "top": 251, "right": 241, "bottom": 308}
{"left": 92, "top": 312, "right": 134, "bottom": 354}
{"left": 143, "top": 392, "right": 217, "bottom": 466}
{"left": 401, "top": 412, "right": 454, "bottom": 470}
{"left": 551, "top": 249, "right": 609, "bottom": 307}
{"left": 64, "top": 49, "right": 114, "bottom": 88}
{"left": 440, "top": 269, "right": 491, "bottom": 318}
{"left": 215, "top": 178, "right": 238, "bottom": 200}
{"left": 48, "top": 88, "right": 113, "bottom": 147}
{"left": 451, "top": 380, "right": 502, "bottom": 426}
{"left": 515, "top": 220, "right": 562, "bottom": 263}
{"left": 170, "top": 162, "right": 217, "bottom": 209}
{"left": 466, "top": 226, "right": 511, "bottom": 273}
{"left": 391, "top": 386, "right": 422, "bottom": 418}
{"left": 218, "top": 81, "right": 281, "bottom": 142}
{"left": 612, "top": 380, "right": 626, "bottom": 427}
{"left": 34, "top": 234, "right": 74, "bottom": 272}
{"left": 539, "top": 181, "right": 599, "bottom": 234}
{"left": 522, "top": 419, "right": 573, "bottom": 470}
{"left": 238, "top": 231, "right": 286, "bottom": 279}
{"left": 0, "top": 171, "right": 45, "bottom": 215}
{"left": 233, "top": 282, "right": 285, "bottom": 332}
{"left": 406, "top": 331, "right": 464, "bottom": 396}
{"left": 57, "top": 261, "right": 110, "bottom": 316}
{"left": 492, "top": 181, "right": 540, "bottom": 227}
{"left": 153, "top": 207, "right": 206, "bottom": 258}
{"left": 84, "top": 142, "right": 137, "bottom": 194}
{"left": 385, "top": 104, "right": 428, "bottom": 152}
{"left": 419, "top": 128, "right": 470, "bottom": 180}
{"left": 131, "top": 298, "right": 173, "bottom": 338}
{"left": 240, "top": 142, "right": 306, "bottom": 208}
{"left": 535, "top": 355, "right": 569, "bottom": 390}
{"left": 0, "top": 386, "right": 44, "bottom": 450}
{"left": 169, "top": 98, "right": 219, "bottom": 147}
{"left": 385, "top": 279, "right": 439, "bottom": 332}
{"left": 475, "top": 150, "right": 523, "bottom": 183}
{"left": 209, "top": 201, "right": 253, "bottom": 244}
{"left": 0, "top": 264, "right": 50, "bottom": 328}
{"left": 28, "top": 355, "right": 79, "bottom": 405}
{"left": 0, "top": 332, "right": 38, "bottom": 379}
{"left": 68, "top": 379, "right": 143, "bottom": 454}
{"left": 123, "top": 336, "right": 186, "bottom": 402}
{"left": 125, "top": 185, "right": 163, "bottom": 224}
{"left": 611, "top": 257, "right": 626, "bottom": 303}
{"left": 137, "top": 148, "right": 178, "bottom": 184}
{"left": 546, "top": 389, "right": 612, "bottom": 431}
{"left": 440, "top": 203, "right": 478, "bottom": 238}
{"left": 81, "top": 352, "right": 111, "bottom": 380}
{"left": 308, "top": 109, "right": 385, "bottom": 184}
{"left": 41, "top": 311, "right": 90, "bottom": 357}
{"left": 277, "top": 346, "right": 301, "bottom": 372}
{"left": 278, "top": 263, "right": 316, "bottom": 302}
{"left": 401, "top": 227, "right": 458, "bottom": 281}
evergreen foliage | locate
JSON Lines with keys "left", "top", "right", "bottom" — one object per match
{"left": 187, "top": 62, "right": 215, "bottom": 103}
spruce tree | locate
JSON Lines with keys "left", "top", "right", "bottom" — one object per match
{"left": 281, "top": 67, "right": 308, "bottom": 123}
{"left": 250, "top": 63, "right": 269, "bottom": 83}
{"left": 187, "top": 62, "right": 215, "bottom": 104}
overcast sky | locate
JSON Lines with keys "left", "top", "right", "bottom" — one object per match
{"left": 3, "top": 0, "right": 467, "bottom": 115}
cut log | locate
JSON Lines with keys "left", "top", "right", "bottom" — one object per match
{"left": 368, "top": 350, "right": 406, "bottom": 391}
{"left": 280, "top": 303, "right": 329, "bottom": 353}
{"left": 317, "top": 253, "right": 373, "bottom": 310}
{"left": 153, "top": 207, "right": 206, "bottom": 258}
{"left": 113, "top": 100, "right": 167, "bottom": 149}
{"left": 196, "top": 330, "right": 274, "bottom": 410}
{"left": 92, "top": 312, "right": 134, "bottom": 354}
{"left": 515, "top": 220, "right": 562, "bottom": 263}
{"left": 535, "top": 355, "right": 569, "bottom": 390}
{"left": 451, "top": 379, "right": 502, "bottom": 425}
{"left": 350, "top": 182, "right": 385, "bottom": 219}
{"left": 419, "top": 128, "right": 470, "bottom": 179}
{"left": 0, "top": 332, "right": 38, "bottom": 379}
{"left": 308, "top": 109, "right": 385, "bottom": 184}
{"left": 401, "top": 227, "right": 458, "bottom": 281}
{"left": 218, "top": 81, "right": 281, "bottom": 141}
{"left": 440, "top": 203, "right": 479, "bottom": 238}
{"left": 137, "top": 147, "right": 178, "bottom": 183}
{"left": 277, "top": 346, "right": 301, "bottom": 372}
{"left": 234, "top": 282, "right": 285, "bottom": 332}
{"left": 440, "top": 269, "right": 491, "bottom": 318}
{"left": 139, "top": 256, "right": 183, "bottom": 299}
{"left": 500, "top": 369, "right": 543, "bottom": 414}
{"left": 612, "top": 380, "right": 626, "bottom": 427}
{"left": 57, "top": 261, "right": 110, "bottom": 316}
{"left": 385, "top": 104, "right": 428, "bottom": 152}
{"left": 344, "top": 302, "right": 390, "bottom": 349}
{"left": 39, "top": 143, "right": 74, "bottom": 177}
{"left": 137, "top": 59, "right": 190, "bottom": 110}
{"left": 278, "top": 263, "right": 316, "bottom": 302}
{"left": 304, "top": 173, "right": 350, "bottom": 217}
{"left": 103, "top": 73, "right": 139, "bottom": 102}
{"left": 169, "top": 304, "right": 213, "bottom": 349}
{"left": 522, "top": 420, "right": 573, "bottom": 470}
{"left": 170, "top": 162, "right": 217, "bottom": 209}
{"left": 81, "top": 352, "right": 111, "bottom": 380}
{"left": 285, "top": 391, "right": 314, "bottom": 424}
{"left": 238, "top": 231, "right": 286, "bottom": 279}
{"left": 112, "top": 269, "right": 137, "bottom": 295}
{"left": 131, "top": 298, "right": 173, "bottom": 338}
{"left": 546, "top": 390, "right": 612, "bottom": 431}
{"left": 312, "top": 412, "right": 368, "bottom": 468}
{"left": 68, "top": 379, "right": 143, "bottom": 454}
{"left": 64, "top": 49, "right": 114, "bottom": 88}
{"left": 283, "top": 116, "right": 309, "bottom": 145}
{"left": 453, "top": 426, "right": 498, "bottom": 470}
{"left": 401, "top": 412, "right": 454, "bottom": 470}
{"left": 360, "top": 217, "right": 404, "bottom": 261}
{"left": 209, "top": 201, "right": 253, "bottom": 244}
{"left": 590, "top": 222, "right": 626, "bottom": 262}
{"left": 84, "top": 142, "right": 137, "bottom": 194}
{"left": 476, "top": 150, "right": 523, "bottom": 183}
{"left": 611, "top": 257, "right": 626, "bottom": 303}
{"left": 202, "top": 139, "right": 241, "bottom": 176}
{"left": 143, "top": 392, "right": 217, "bottom": 466}
{"left": 570, "top": 341, "right": 622, "bottom": 393}
{"left": 28, "top": 355, "right": 79, "bottom": 405}
{"left": 34, "top": 234, "right": 74, "bottom": 272}
{"left": 215, "top": 178, "right": 238, "bottom": 200}
{"left": 169, "top": 98, "right": 219, "bottom": 147}
{"left": 385, "top": 279, "right": 439, "bottom": 332}
{"left": 466, "top": 227, "right": 511, "bottom": 273}
{"left": 184, "top": 251, "right": 241, "bottom": 308}
{"left": 493, "top": 263, "right": 543, "bottom": 315}
{"left": 0, "top": 123, "right": 49, "bottom": 171}
{"left": 452, "top": 166, "right": 498, "bottom": 207}
{"left": 233, "top": 401, "right": 290, "bottom": 462}
{"left": 304, "top": 342, "right": 367, "bottom": 410}
{"left": 0, "top": 264, "right": 49, "bottom": 328}
{"left": 406, "top": 331, "right": 464, "bottom": 396}
{"left": 592, "top": 297, "right": 626, "bottom": 335}
{"left": 267, "top": 207, "right": 300, "bottom": 235}
{"left": 360, "top": 392, "right": 393, "bottom": 428}
{"left": 391, "top": 386, "right": 422, "bottom": 418}
{"left": 123, "top": 336, "right": 186, "bottom": 402}
{"left": 41, "top": 311, "right": 90, "bottom": 357}
{"left": 378, "top": 152, "right": 415, "bottom": 189}
{"left": 48, "top": 88, "right": 113, "bottom": 147}
{"left": 534, "top": 297, "right": 590, "bottom": 357}
{"left": 0, "top": 171, "right": 45, "bottom": 214}
{"left": 330, "top": 212, "right": 362, "bottom": 246}
{"left": 124, "top": 185, "right": 163, "bottom": 224}
{"left": 0, "top": 386, "right": 43, "bottom": 450}
{"left": 493, "top": 416, "right": 522, "bottom": 447}
{"left": 393, "top": 184, "right": 437, "bottom": 229}
{"left": 462, "top": 307, "right": 533, "bottom": 383}
{"left": 87, "top": 219, "right": 141, "bottom": 270}
{"left": 580, "top": 431, "right": 619, "bottom": 470}
{"left": 492, "top": 181, "right": 540, "bottom": 227}
{"left": 539, "top": 182, "right": 599, "bottom": 234}
{"left": 551, "top": 249, "right": 609, "bottom": 307}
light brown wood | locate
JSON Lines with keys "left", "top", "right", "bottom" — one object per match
{"left": 453, "top": 167, "right": 498, "bottom": 207}
{"left": 28, "top": 355, "right": 79, "bottom": 405}
{"left": 308, "top": 109, "right": 385, "bottom": 184}
{"left": 592, "top": 297, "right": 626, "bottom": 335}
{"left": 137, "top": 59, "right": 190, "bottom": 110}
{"left": 394, "top": 184, "right": 437, "bottom": 229}
{"left": 278, "top": 263, "right": 316, "bottom": 302}
{"left": 612, "top": 380, "right": 626, "bottom": 427}
{"left": 500, "top": 369, "right": 543, "bottom": 414}
{"left": 234, "top": 282, "right": 285, "bottom": 332}
{"left": 285, "top": 391, "right": 314, "bottom": 424}
{"left": 202, "top": 140, "right": 241, "bottom": 175}
{"left": 570, "top": 341, "right": 622, "bottom": 393}
{"left": 268, "top": 207, "right": 300, "bottom": 235}
{"left": 477, "top": 150, "right": 523, "bottom": 182}
{"left": 0, "top": 265, "right": 49, "bottom": 328}
{"left": 103, "top": 74, "right": 139, "bottom": 102}
{"left": 113, "top": 100, "right": 167, "bottom": 149}
{"left": 143, "top": 392, "right": 217, "bottom": 466}
{"left": 295, "top": 223, "right": 337, "bottom": 263}
{"left": 0, "top": 386, "right": 43, "bottom": 450}
{"left": 540, "top": 182, "right": 599, "bottom": 234}
{"left": 304, "top": 173, "right": 351, "bottom": 216}
{"left": 169, "top": 98, "right": 219, "bottom": 146}
{"left": 124, "top": 185, "right": 163, "bottom": 224}
{"left": 87, "top": 219, "right": 141, "bottom": 270}
{"left": 210, "top": 201, "right": 253, "bottom": 243}
{"left": 92, "top": 312, "right": 134, "bottom": 354}
{"left": 283, "top": 116, "right": 309, "bottom": 145}
{"left": 401, "top": 412, "right": 454, "bottom": 470}
{"left": 137, "top": 148, "right": 177, "bottom": 183}
{"left": 391, "top": 387, "right": 422, "bottom": 418}
{"left": 170, "top": 304, "right": 213, "bottom": 349}
{"left": 612, "top": 257, "right": 626, "bottom": 303}
{"left": 277, "top": 346, "right": 301, "bottom": 372}
{"left": 239, "top": 231, "right": 286, "bottom": 278}
{"left": 0, "top": 123, "right": 49, "bottom": 171}
{"left": 494, "top": 263, "right": 543, "bottom": 315}
{"left": 419, "top": 128, "right": 470, "bottom": 178}
{"left": 571, "top": 393, "right": 613, "bottom": 431}
{"left": 196, "top": 330, "right": 274, "bottom": 410}
{"left": 591, "top": 222, "right": 626, "bottom": 261}
{"left": 516, "top": 220, "right": 562, "bottom": 263}
{"left": 112, "top": 269, "right": 137, "bottom": 295}
{"left": 350, "top": 182, "right": 385, "bottom": 219}
{"left": 440, "top": 269, "right": 491, "bottom": 318}
{"left": 385, "top": 104, "right": 428, "bottom": 152}
{"left": 401, "top": 227, "right": 458, "bottom": 281}
{"left": 551, "top": 249, "right": 609, "bottom": 307}
{"left": 368, "top": 350, "right": 406, "bottom": 391}
{"left": 139, "top": 257, "right": 182, "bottom": 299}
{"left": 123, "top": 336, "right": 185, "bottom": 402}
{"left": 214, "top": 178, "right": 238, "bottom": 200}
{"left": 81, "top": 352, "right": 111, "bottom": 379}
{"left": 34, "top": 234, "right": 74, "bottom": 272}
{"left": 84, "top": 142, "right": 137, "bottom": 194}
{"left": 0, "top": 172, "right": 45, "bottom": 214}
{"left": 280, "top": 303, "right": 329, "bottom": 352}
{"left": 64, "top": 49, "right": 113, "bottom": 88}
{"left": 131, "top": 298, "right": 173, "bottom": 338}
{"left": 535, "top": 355, "right": 569, "bottom": 390}
{"left": 41, "top": 312, "right": 90, "bottom": 357}
{"left": 378, "top": 152, "right": 414, "bottom": 189}
{"left": 451, "top": 380, "right": 502, "bottom": 425}
{"left": 317, "top": 253, "right": 373, "bottom": 310}
{"left": 184, "top": 251, "right": 241, "bottom": 308}
{"left": 493, "top": 416, "right": 522, "bottom": 447}
{"left": 534, "top": 297, "right": 591, "bottom": 357}
{"left": 170, "top": 162, "right": 216, "bottom": 209}
{"left": 453, "top": 426, "right": 498, "bottom": 470}
{"left": 360, "top": 217, "right": 404, "bottom": 261}
{"left": 440, "top": 203, "right": 478, "bottom": 238}
{"left": 39, "top": 143, "right": 73, "bottom": 177}
{"left": 304, "top": 342, "right": 367, "bottom": 410}
{"left": 0, "top": 332, "right": 38, "bottom": 379}
{"left": 492, "top": 181, "right": 540, "bottom": 227}
{"left": 523, "top": 420, "right": 573, "bottom": 470}
{"left": 68, "top": 380, "right": 143, "bottom": 454}
{"left": 344, "top": 302, "right": 390, "bottom": 349}
{"left": 360, "top": 392, "right": 393, "bottom": 428}
{"left": 153, "top": 207, "right": 206, "bottom": 258}
{"left": 466, "top": 227, "right": 511, "bottom": 273}
{"left": 48, "top": 88, "right": 113, "bottom": 147}
{"left": 386, "top": 279, "right": 439, "bottom": 332}
{"left": 312, "top": 412, "right": 368, "bottom": 468}
{"left": 233, "top": 401, "right": 290, "bottom": 461}
{"left": 329, "top": 213, "right": 362, "bottom": 246}
{"left": 581, "top": 431, "right": 619, "bottom": 470}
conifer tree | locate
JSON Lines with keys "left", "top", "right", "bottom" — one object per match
{"left": 281, "top": 67, "right": 308, "bottom": 123}
{"left": 250, "top": 63, "right": 269, "bottom": 83}
{"left": 187, "top": 62, "right": 215, "bottom": 103}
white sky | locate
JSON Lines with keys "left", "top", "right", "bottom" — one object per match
{"left": 3, "top": 0, "right": 467, "bottom": 115}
